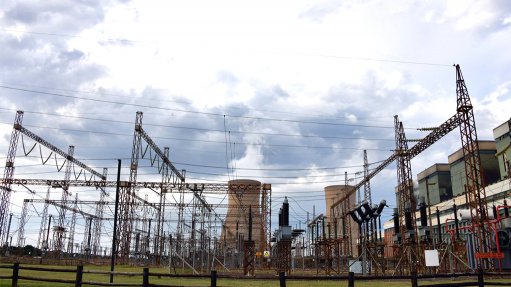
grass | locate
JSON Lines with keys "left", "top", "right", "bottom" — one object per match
{"left": 0, "top": 263, "right": 510, "bottom": 287}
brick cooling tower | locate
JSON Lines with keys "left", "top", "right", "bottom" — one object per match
{"left": 221, "top": 179, "right": 263, "bottom": 252}
{"left": 324, "top": 184, "right": 360, "bottom": 257}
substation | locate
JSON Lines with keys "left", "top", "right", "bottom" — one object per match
{"left": 0, "top": 65, "right": 511, "bottom": 278}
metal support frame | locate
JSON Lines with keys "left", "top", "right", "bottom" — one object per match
{"left": 37, "top": 186, "right": 51, "bottom": 250}
{"left": 316, "top": 238, "right": 336, "bottom": 275}
{"left": 261, "top": 184, "right": 272, "bottom": 256}
{"left": 67, "top": 194, "right": 78, "bottom": 254}
{"left": 394, "top": 115, "right": 421, "bottom": 274}
{"left": 243, "top": 240, "right": 255, "bottom": 276}
{"left": 53, "top": 145, "right": 75, "bottom": 255}
{"left": 92, "top": 168, "right": 108, "bottom": 255}
{"left": 16, "top": 199, "right": 29, "bottom": 247}
{"left": 275, "top": 239, "right": 292, "bottom": 274}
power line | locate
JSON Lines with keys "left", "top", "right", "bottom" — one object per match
{"left": 0, "top": 85, "right": 409, "bottom": 129}
{"left": 307, "top": 53, "right": 452, "bottom": 67}
{"left": 2, "top": 155, "right": 390, "bottom": 172}
{"left": 0, "top": 85, "right": 396, "bottom": 124}
{"left": 1, "top": 122, "right": 393, "bottom": 151}
{"left": 0, "top": 106, "right": 396, "bottom": 140}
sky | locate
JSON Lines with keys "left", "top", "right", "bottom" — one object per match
{"left": 0, "top": 0, "right": 510, "bottom": 248}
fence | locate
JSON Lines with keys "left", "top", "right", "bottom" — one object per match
{"left": 1, "top": 263, "right": 511, "bottom": 287}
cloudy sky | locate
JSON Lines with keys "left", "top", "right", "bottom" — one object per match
{"left": 1, "top": 0, "right": 510, "bottom": 246}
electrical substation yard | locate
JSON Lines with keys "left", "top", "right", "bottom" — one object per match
{"left": 0, "top": 65, "right": 511, "bottom": 286}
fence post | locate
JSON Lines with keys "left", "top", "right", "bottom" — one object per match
{"left": 411, "top": 271, "right": 418, "bottom": 287}
{"left": 348, "top": 271, "right": 355, "bottom": 287}
{"left": 279, "top": 271, "right": 286, "bottom": 287}
{"left": 210, "top": 270, "right": 217, "bottom": 287}
{"left": 12, "top": 262, "right": 19, "bottom": 287}
{"left": 143, "top": 267, "right": 149, "bottom": 287}
{"left": 75, "top": 265, "right": 83, "bottom": 287}
{"left": 477, "top": 268, "right": 484, "bottom": 287}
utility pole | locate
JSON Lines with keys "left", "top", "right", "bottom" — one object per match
{"left": 110, "top": 159, "right": 121, "bottom": 283}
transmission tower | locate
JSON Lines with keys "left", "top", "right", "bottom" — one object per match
{"left": 117, "top": 111, "right": 185, "bottom": 263}
{"left": 394, "top": 115, "right": 421, "bottom": 274}
{"left": 0, "top": 111, "right": 23, "bottom": 243}
{"left": 455, "top": 64, "right": 492, "bottom": 269}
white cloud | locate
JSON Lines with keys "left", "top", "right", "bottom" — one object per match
{"left": 1, "top": 0, "right": 511, "bottom": 241}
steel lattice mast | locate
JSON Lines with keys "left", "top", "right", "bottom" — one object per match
{"left": 455, "top": 64, "right": 491, "bottom": 268}
{"left": 117, "top": 111, "right": 186, "bottom": 263}
{"left": 394, "top": 115, "right": 420, "bottom": 274}
{"left": 261, "top": 184, "right": 272, "bottom": 257}
{"left": 17, "top": 199, "right": 29, "bottom": 247}
{"left": 363, "top": 150, "right": 372, "bottom": 205}
{"left": 67, "top": 194, "right": 78, "bottom": 254}
{"left": 117, "top": 112, "right": 143, "bottom": 262}
{"left": 92, "top": 168, "right": 108, "bottom": 255}
{"left": 0, "top": 111, "right": 23, "bottom": 243}
{"left": 54, "top": 145, "right": 75, "bottom": 254}
{"left": 37, "top": 186, "right": 51, "bottom": 250}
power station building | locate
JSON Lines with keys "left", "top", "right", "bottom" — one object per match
{"left": 494, "top": 119, "right": 511, "bottom": 180}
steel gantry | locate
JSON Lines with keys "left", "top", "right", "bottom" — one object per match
{"left": 330, "top": 65, "right": 490, "bottom": 274}
{"left": 117, "top": 111, "right": 186, "bottom": 263}
{"left": 1, "top": 110, "right": 275, "bottom": 269}
{"left": 0, "top": 111, "right": 106, "bottom": 251}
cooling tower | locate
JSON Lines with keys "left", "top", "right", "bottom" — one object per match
{"left": 221, "top": 179, "right": 263, "bottom": 252}
{"left": 324, "top": 185, "right": 359, "bottom": 257}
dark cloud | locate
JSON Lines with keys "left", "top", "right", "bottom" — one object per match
{"left": 2, "top": 0, "right": 125, "bottom": 34}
